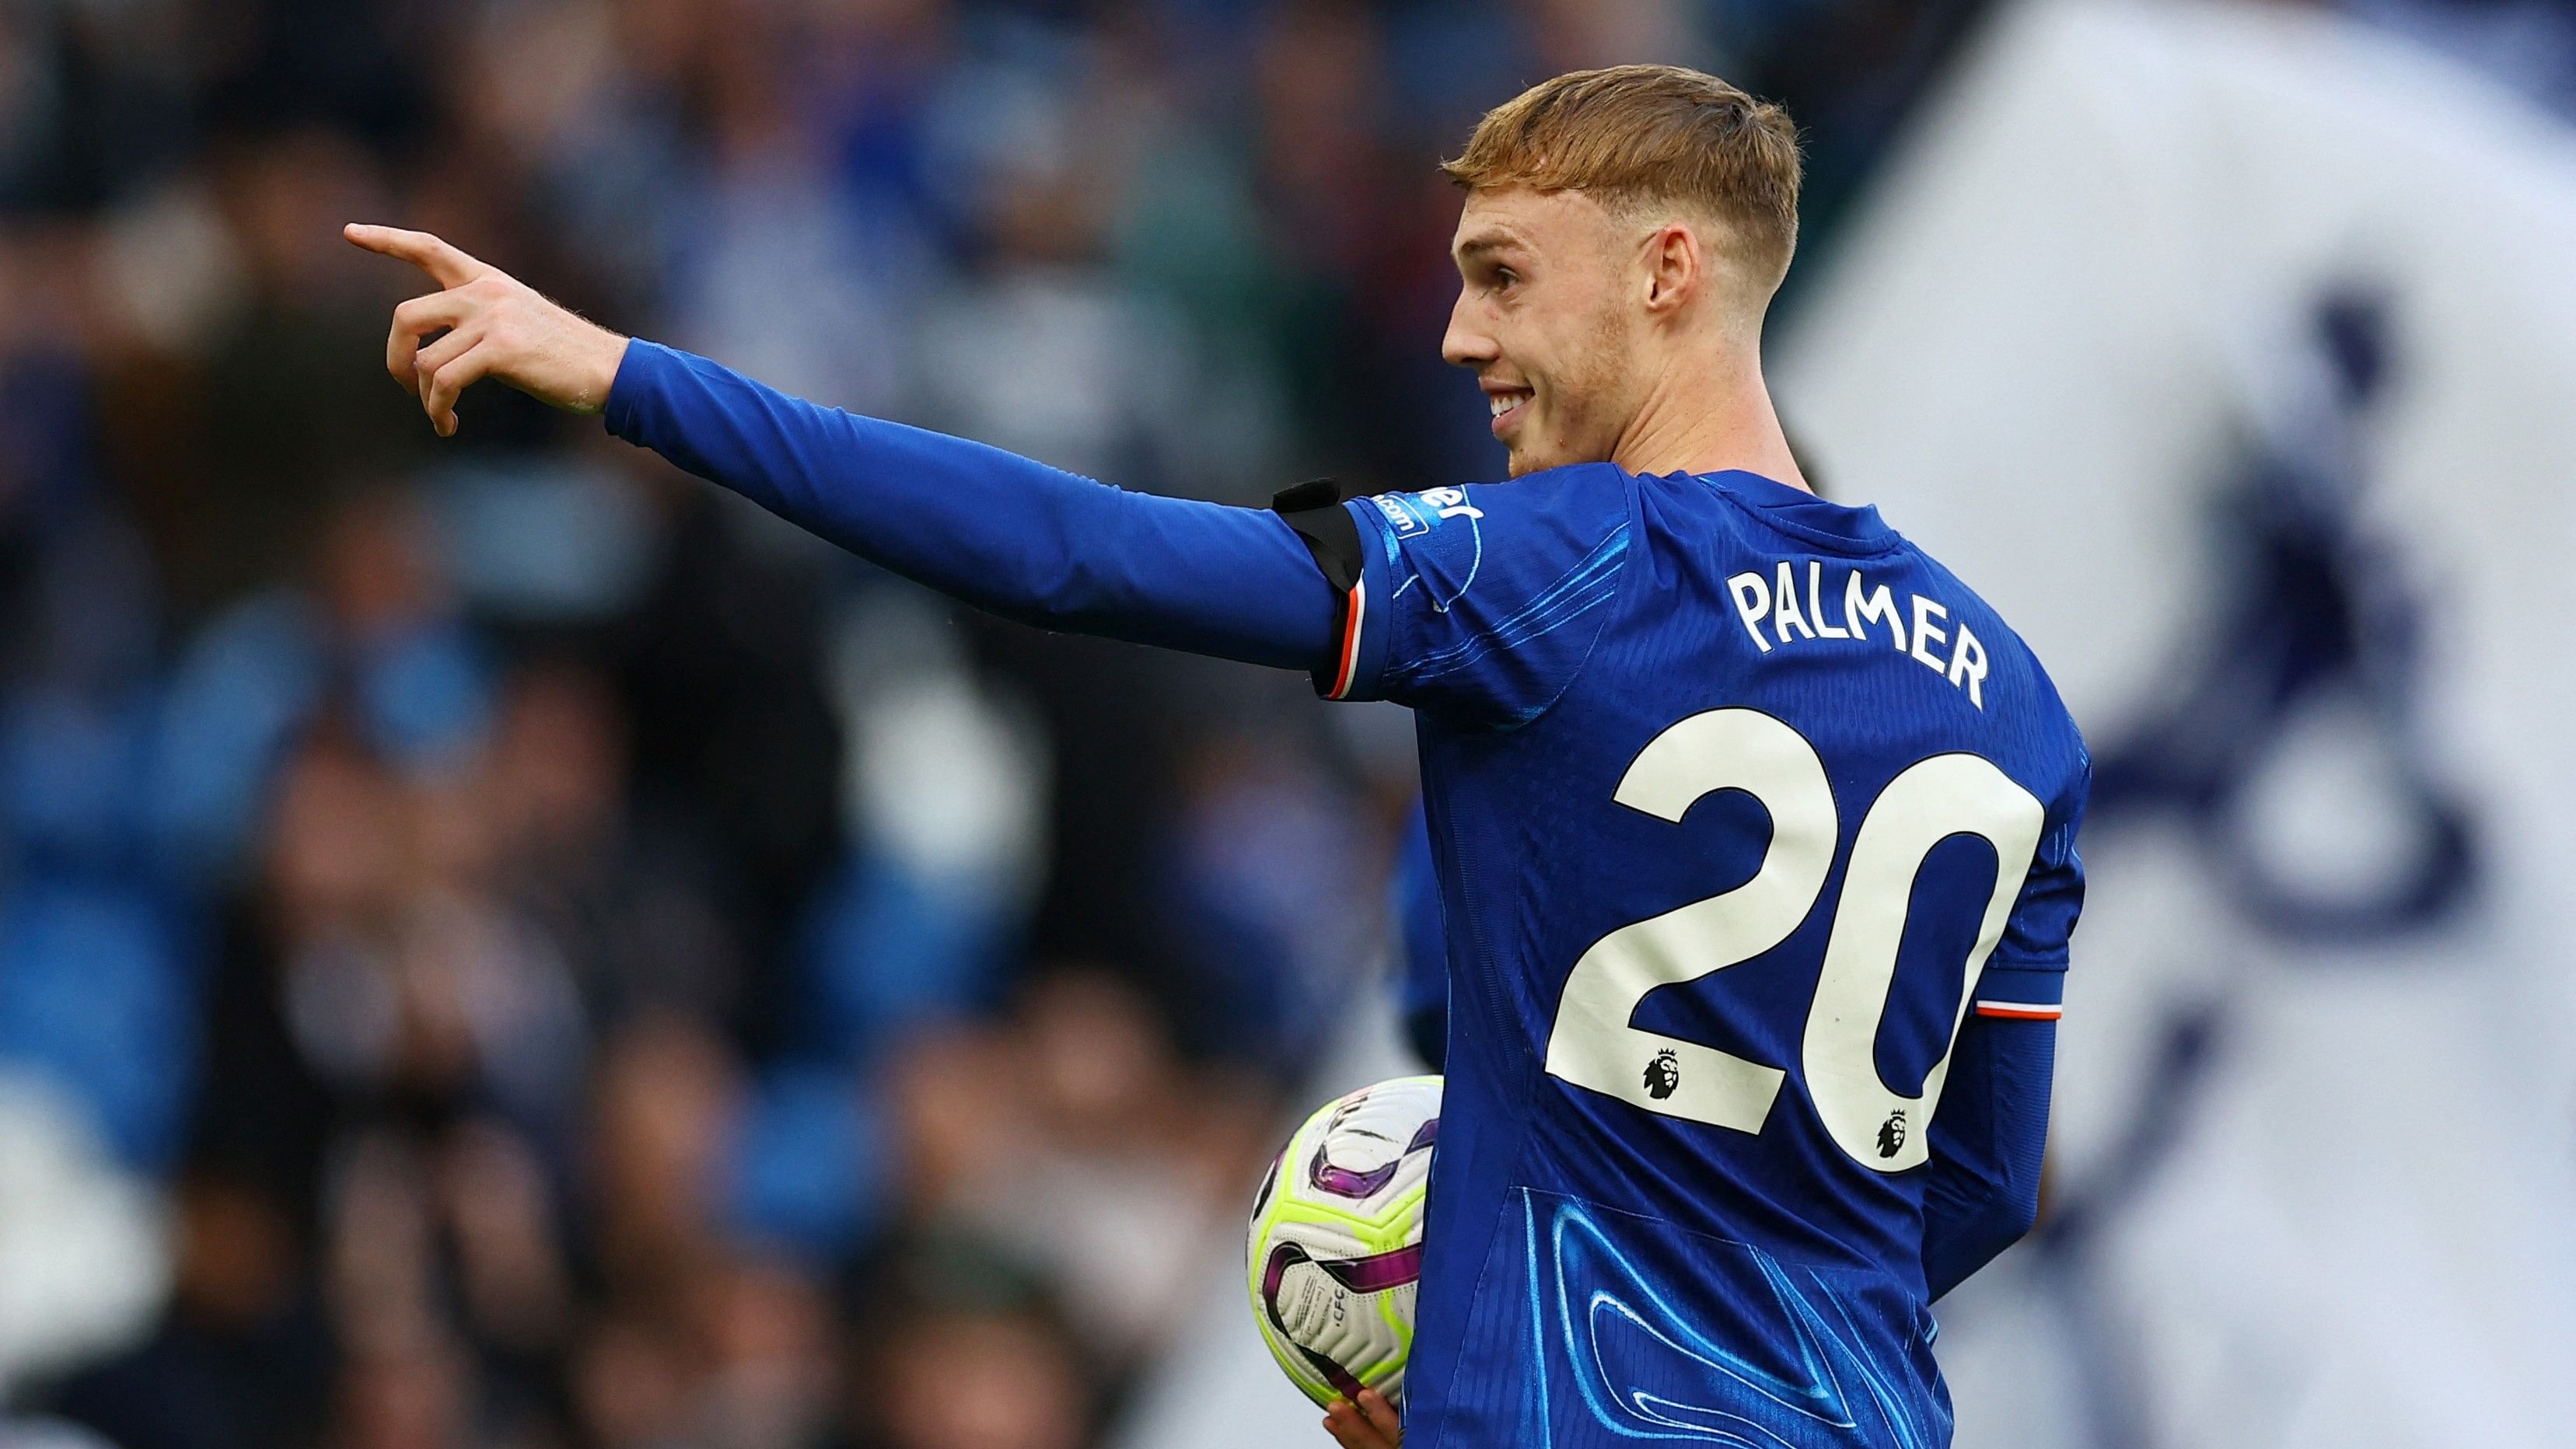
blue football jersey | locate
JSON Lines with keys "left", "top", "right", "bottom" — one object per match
{"left": 1320, "top": 466, "right": 2088, "bottom": 1449}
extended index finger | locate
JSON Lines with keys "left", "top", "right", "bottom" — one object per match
{"left": 344, "top": 223, "right": 488, "bottom": 288}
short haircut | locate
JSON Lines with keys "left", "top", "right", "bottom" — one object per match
{"left": 1442, "top": 65, "right": 1803, "bottom": 290}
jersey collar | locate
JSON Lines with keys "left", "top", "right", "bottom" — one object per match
{"left": 1690, "top": 470, "right": 1897, "bottom": 552}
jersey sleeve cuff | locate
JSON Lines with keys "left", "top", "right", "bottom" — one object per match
{"left": 1970, "top": 958, "right": 2066, "bottom": 1020}
{"left": 601, "top": 337, "right": 682, "bottom": 444}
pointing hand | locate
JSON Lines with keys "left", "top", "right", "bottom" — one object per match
{"left": 344, "top": 222, "right": 628, "bottom": 436}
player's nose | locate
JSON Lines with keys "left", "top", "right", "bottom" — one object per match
{"left": 1441, "top": 292, "right": 1498, "bottom": 370}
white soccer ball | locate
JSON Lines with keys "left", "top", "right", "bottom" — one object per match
{"left": 1244, "top": 1074, "right": 1442, "bottom": 1408}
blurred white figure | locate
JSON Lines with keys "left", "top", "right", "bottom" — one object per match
{"left": 0, "top": 1074, "right": 168, "bottom": 1399}
{"left": 1780, "top": 2, "right": 2576, "bottom": 1446}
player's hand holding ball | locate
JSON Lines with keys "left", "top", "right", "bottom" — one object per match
{"left": 344, "top": 223, "right": 628, "bottom": 436}
{"left": 1323, "top": 1390, "right": 1402, "bottom": 1448}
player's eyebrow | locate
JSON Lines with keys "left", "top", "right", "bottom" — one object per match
{"left": 1452, "top": 229, "right": 1525, "bottom": 271}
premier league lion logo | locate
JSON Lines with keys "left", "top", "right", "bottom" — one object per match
{"left": 1643, "top": 1049, "right": 1680, "bottom": 1100}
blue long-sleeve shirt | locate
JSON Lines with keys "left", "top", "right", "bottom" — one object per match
{"left": 603, "top": 338, "right": 1342, "bottom": 669}
{"left": 603, "top": 338, "right": 2064, "bottom": 1325}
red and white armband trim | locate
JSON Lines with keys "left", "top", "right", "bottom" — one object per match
{"left": 1325, "top": 574, "right": 1368, "bottom": 700}
{"left": 1970, "top": 958, "right": 2066, "bottom": 1021}
{"left": 1274, "top": 477, "right": 1382, "bottom": 703}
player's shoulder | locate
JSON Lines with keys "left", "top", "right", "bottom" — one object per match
{"left": 1898, "top": 539, "right": 2089, "bottom": 783}
{"left": 1334, "top": 465, "right": 1639, "bottom": 728}
{"left": 1353, "top": 461, "right": 1632, "bottom": 545}
{"left": 1346, "top": 463, "right": 1636, "bottom": 601}
{"left": 1900, "top": 543, "right": 2052, "bottom": 685}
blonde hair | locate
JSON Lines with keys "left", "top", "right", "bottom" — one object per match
{"left": 1442, "top": 65, "right": 1803, "bottom": 288}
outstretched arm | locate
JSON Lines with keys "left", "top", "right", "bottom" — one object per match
{"left": 344, "top": 224, "right": 1341, "bottom": 671}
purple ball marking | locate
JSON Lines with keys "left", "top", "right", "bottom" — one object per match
{"left": 1261, "top": 1238, "right": 1424, "bottom": 1401}
{"left": 1312, "top": 1159, "right": 1402, "bottom": 1199}
{"left": 1319, "top": 1241, "right": 1424, "bottom": 1294}
{"left": 1260, "top": 1241, "right": 1368, "bottom": 1399}
{"left": 1306, "top": 1112, "right": 1442, "bottom": 1200}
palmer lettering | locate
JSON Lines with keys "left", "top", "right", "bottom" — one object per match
{"left": 1723, "top": 562, "right": 1994, "bottom": 711}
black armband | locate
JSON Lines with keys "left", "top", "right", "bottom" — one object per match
{"left": 1271, "top": 478, "right": 1375, "bottom": 700}
{"left": 1271, "top": 478, "right": 1365, "bottom": 592}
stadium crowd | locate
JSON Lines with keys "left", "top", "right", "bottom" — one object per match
{"left": 0, "top": 3, "right": 1750, "bottom": 1444}
{"left": 14, "top": 0, "right": 2565, "bottom": 1446}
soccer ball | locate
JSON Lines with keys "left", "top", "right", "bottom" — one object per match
{"left": 1245, "top": 1074, "right": 1441, "bottom": 1409}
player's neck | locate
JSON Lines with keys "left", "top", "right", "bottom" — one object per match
{"left": 1610, "top": 350, "right": 1810, "bottom": 494}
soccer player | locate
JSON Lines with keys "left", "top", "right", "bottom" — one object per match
{"left": 351, "top": 63, "right": 2085, "bottom": 1449}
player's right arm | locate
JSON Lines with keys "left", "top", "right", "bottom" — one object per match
{"left": 344, "top": 223, "right": 1342, "bottom": 671}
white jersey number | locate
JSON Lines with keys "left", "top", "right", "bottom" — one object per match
{"left": 1541, "top": 708, "right": 2044, "bottom": 1171}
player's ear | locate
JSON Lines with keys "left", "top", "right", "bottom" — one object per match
{"left": 1640, "top": 222, "right": 1698, "bottom": 318}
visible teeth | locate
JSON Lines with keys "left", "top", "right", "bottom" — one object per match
{"left": 1489, "top": 393, "right": 1525, "bottom": 417}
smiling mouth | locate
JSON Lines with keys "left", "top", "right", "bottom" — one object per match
{"left": 1486, "top": 389, "right": 1532, "bottom": 437}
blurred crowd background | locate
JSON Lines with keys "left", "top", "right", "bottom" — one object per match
{"left": 7, "top": 0, "right": 2576, "bottom": 1447}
